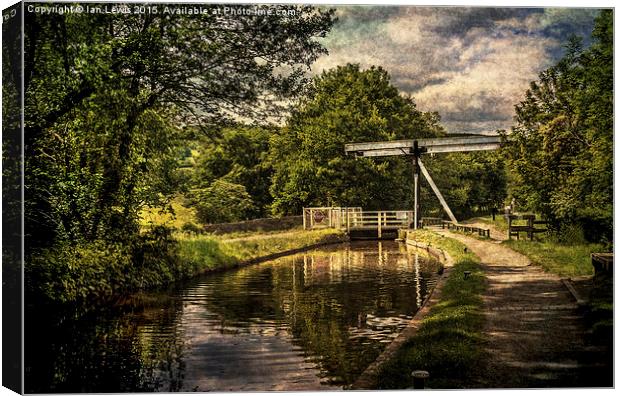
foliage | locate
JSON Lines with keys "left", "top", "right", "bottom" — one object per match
{"left": 378, "top": 230, "right": 486, "bottom": 389}
{"left": 269, "top": 64, "right": 446, "bottom": 215}
{"left": 191, "top": 125, "right": 275, "bottom": 218}
{"left": 422, "top": 151, "right": 508, "bottom": 218}
{"left": 24, "top": 6, "right": 335, "bottom": 248}
{"left": 140, "top": 196, "right": 201, "bottom": 230}
{"left": 190, "top": 180, "right": 256, "bottom": 224}
{"left": 505, "top": 10, "right": 613, "bottom": 242}
{"left": 476, "top": 215, "right": 605, "bottom": 278}
{"left": 504, "top": 240, "right": 604, "bottom": 278}
{"left": 269, "top": 64, "right": 507, "bottom": 219}
{"left": 475, "top": 215, "right": 509, "bottom": 232}
{"left": 26, "top": 227, "right": 344, "bottom": 306}
{"left": 26, "top": 226, "right": 180, "bottom": 305}
{"left": 23, "top": 6, "right": 336, "bottom": 304}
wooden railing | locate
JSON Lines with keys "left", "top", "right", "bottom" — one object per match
{"left": 344, "top": 210, "right": 414, "bottom": 238}
{"left": 421, "top": 217, "right": 444, "bottom": 226}
{"left": 441, "top": 221, "right": 490, "bottom": 237}
{"left": 506, "top": 214, "right": 547, "bottom": 240}
{"left": 303, "top": 207, "right": 362, "bottom": 230}
{"left": 303, "top": 207, "right": 413, "bottom": 237}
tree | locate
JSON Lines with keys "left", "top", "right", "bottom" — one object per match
{"left": 24, "top": 6, "right": 335, "bottom": 248}
{"left": 192, "top": 125, "right": 275, "bottom": 218}
{"left": 506, "top": 10, "right": 612, "bottom": 242}
{"left": 269, "top": 64, "right": 446, "bottom": 215}
{"left": 422, "top": 150, "right": 508, "bottom": 219}
{"left": 192, "top": 180, "right": 256, "bottom": 224}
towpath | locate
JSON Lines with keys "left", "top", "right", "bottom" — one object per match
{"left": 434, "top": 230, "right": 610, "bottom": 387}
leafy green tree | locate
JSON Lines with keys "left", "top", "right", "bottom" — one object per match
{"left": 269, "top": 64, "right": 445, "bottom": 215}
{"left": 24, "top": 6, "right": 335, "bottom": 248}
{"left": 192, "top": 180, "right": 256, "bottom": 224}
{"left": 423, "top": 151, "right": 508, "bottom": 218}
{"left": 506, "top": 10, "right": 612, "bottom": 242}
{"left": 192, "top": 125, "right": 275, "bottom": 218}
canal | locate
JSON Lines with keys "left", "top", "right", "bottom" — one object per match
{"left": 25, "top": 241, "right": 442, "bottom": 392}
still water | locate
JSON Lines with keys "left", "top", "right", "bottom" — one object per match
{"left": 26, "top": 241, "right": 441, "bottom": 392}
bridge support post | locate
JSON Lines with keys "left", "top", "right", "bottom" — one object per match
{"left": 413, "top": 142, "right": 421, "bottom": 230}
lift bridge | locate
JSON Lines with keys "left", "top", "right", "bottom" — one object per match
{"left": 303, "top": 135, "right": 504, "bottom": 238}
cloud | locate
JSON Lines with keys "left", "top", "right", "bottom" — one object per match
{"left": 311, "top": 6, "right": 598, "bottom": 134}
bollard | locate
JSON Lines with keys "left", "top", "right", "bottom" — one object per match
{"left": 464, "top": 271, "right": 471, "bottom": 280}
{"left": 412, "top": 370, "right": 429, "bottom": 389}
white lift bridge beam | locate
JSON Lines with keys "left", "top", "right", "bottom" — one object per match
{"left": 344, "top": 135, "right": 502, "bottom": 157}
{"left": 344, "top": 135, "right": 505, "bottom": 228}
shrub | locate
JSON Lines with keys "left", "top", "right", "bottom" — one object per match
{"left": 26, "top": 226, "right": 182, "bottom": 305}
{"left": 191, "top": 180, "right": 255, "bottom": 224}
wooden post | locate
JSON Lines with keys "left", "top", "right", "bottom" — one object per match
{"left": 303, "top": 208, "right": 307, "bottom": 230}
{"left": 378, "top": 212, "right": 382, "bottom": 238}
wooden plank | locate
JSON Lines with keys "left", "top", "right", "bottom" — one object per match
{"left": 344, "top": 135, "right": 503, "bottom": 153}
{"left": 354, "top": 148, "right": 412, "bottom": 157}
{"left": 509, "top": 225, "right": 533, "bottom": 231}
{"left": 419, "top": 135, "right": 502, "bottom": 147}
{"left": 302, "top": 208, "right": 307, "bottom": 230}
{"left": 425, "top": 142, "right": 501, "bottom": 154}
{"left": 507, "top": 214, "right": 536, "bottom": 220}
{"left": 345, "top": 139, "right": 415, "bottom": 152}
{"left": 592, "top": 253, "right": 613, "bottom": 274}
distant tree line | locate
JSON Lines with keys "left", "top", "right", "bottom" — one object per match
{"left": 187, "top": 64, "right": 508, "bottom": 224}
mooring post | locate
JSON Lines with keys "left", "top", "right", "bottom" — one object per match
{"left": 412, "top": 370, "right": 429, "bottom": 389}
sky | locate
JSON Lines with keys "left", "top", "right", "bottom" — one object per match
{"left": 310, "top": 6, "right": 601, "bottom": 135}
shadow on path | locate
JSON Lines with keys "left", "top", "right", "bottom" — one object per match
{"left": 437, "top": 231, "right": 612, "bottom": 388}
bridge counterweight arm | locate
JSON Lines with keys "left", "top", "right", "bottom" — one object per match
{"left": 344, "top": 135, "right": 503, "bottom": 157}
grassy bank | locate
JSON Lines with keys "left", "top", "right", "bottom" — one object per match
{"left": 27, "top": 227, "right": 345, "bottom": 307}
{"left": 475, "top": 215, "right": 604, "bottom": 278}
{"left": 504, "top": 240, "right": 603, "bottom": 277}
{"left": 377, "top": 230, "right": 487, "bottom": 389}
{"left": 177, "top": 228, "right": 346, "bottom": 273}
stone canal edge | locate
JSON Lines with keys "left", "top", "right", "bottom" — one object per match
{"left": 351, "top": 239, "right": 455, "bottom": 390}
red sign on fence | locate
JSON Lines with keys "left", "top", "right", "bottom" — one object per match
{"left": 313, "top": 211, "right": 326, "bottom": 223}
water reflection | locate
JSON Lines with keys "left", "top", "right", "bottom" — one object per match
{"left": 26, "top": 241, "right": 440, "bottom": 392}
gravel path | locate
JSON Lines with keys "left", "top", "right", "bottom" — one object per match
{"left": 437, "top": 231, "right": 609, "bottom": 388}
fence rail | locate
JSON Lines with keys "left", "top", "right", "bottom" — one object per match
{"left": 441, "top": 221, "right": 490, "bottom": 238}
{"left": 303, "top": 207, "right": 413, "bottom": 237}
